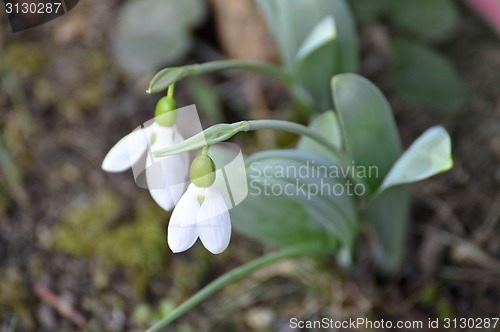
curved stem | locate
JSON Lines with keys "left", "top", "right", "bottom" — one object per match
{"left": 245, "top": 120, "right": 350, "bottom": 166}
{"left": 148, "top": 60, "right": 315, "bottom": 114}
{"left": 190, "top": 60, "right": 294, "bottom": 84}
{"left": 146, "top": 244, "right": 321, "bottom": 332}
{"left": 153, "top": 119, "right": 349, "bottom": 168}
{"left": 189, "top": 61, "right": 314, "bottom": 114}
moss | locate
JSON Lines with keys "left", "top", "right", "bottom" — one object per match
{"left": 55, "top": 50, "right": 113, "bottom": 122}
{"left": 51, "top": 191, "right": 168, "bottom": 295}
{"left": 79, "top": 50, "right": 113, "bottom": 109}
{"left": 418, "top": 283, "right": 455, "bottom": 318}
{"left": 0, "top": 42, "right": 48, "bottom": 75}
{"left": 0, "top": 267, "right": 34, "bottom": 329}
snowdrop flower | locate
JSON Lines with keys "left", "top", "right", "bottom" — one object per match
{"left": 168, "top": 151, "right": 231, "bottom": 254}
{"left": 101, "top": 96, "right": 188, "bottom": 210}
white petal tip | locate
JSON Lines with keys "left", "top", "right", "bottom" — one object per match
{"left": 169, "top": 246, "right": 189, "bottom": 254}
{"left": 101, "top": 161, "right": 129, "bottom": 173}
{"left": 198, "top": 216, "right": 231, "bottom": 255}
{"left": 205, "top": 244, "right": 229, "bottom": 255}
{"left": 167, "top": 231, "right": 197, "bottom": 253}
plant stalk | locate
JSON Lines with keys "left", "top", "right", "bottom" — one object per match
{"left": 246, "top": 120, "right": 350, "bottom": 166}
{"left": 146, "top": 243, "right": 321, "bottom": 331}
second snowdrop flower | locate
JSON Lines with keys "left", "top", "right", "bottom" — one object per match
{"left": 101, "top": 94, "right": 188, "bottom": 211}
{"left": 168, "top": 148, "right": 231, "bottom": 254}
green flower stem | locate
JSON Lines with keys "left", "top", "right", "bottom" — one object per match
{"left": 167, "top": 83, "right": 175, "bottom": 98}
{"left": 148, "top": 60, "right": 314, "bottom": 114}
{"left": 246, "top": 120, "right": 350, "bottom": 166}
{"left": 188, "top": 60, "right": 294, "bottom": 84}
{"left": 153, "top": 119, "right": 351, "bottom": 170}
{"left": 199, "top": 61, "right": 315, "bottom": 113}
{"left": 146, "top": 244, "right": 321, "bottom": 332}
{"left": 191, "top": 61, "right": 314, "bottom": 112}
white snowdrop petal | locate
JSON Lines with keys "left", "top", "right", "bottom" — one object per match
{"left": 102, "top": 126, "right": 152, "bottom": 172}
{"left": 146, "top": 125, "right": 188, "bottom": 210}
{"left": 198, "top": 186, "right": 231, "bottom": 254}
{"left": 168, "top": 184, "right": 200, "bottom": 253}
{"left": 172, "top": 128, "right": 189, "bottom": 171}
{"left": 152, "top": 125, "right": 174, "bottom": 150}
{"left": 146, "top": 153, "right": 187, "bottom": 210}
{"left": 164, "top": 128, "right": 189, "bottom": 203}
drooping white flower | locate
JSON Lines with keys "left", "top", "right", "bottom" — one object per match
{"left": 168, "top": 183, "right": 231, "bottom": 254}
{"left": 101, "top": 121, "right": 188, "bottom": 211}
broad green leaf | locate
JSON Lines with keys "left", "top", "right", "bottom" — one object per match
{"left": 296, "top": 16, "right": 337, "bottom": 62}
{"left": 111, "top": 0, "right": 206, "bottom": 76}
{"left": 295, "top": 16, "right": 339, "bottom": 110}
{"left": 367, "top": 126, "right": 453, "bottom": 273}
{"left": 232, "top": 192, "right": 331, "bottom": 248}
{"left": 232, "top": 149, "right": 358, "bottom": 253}
{"left": 389, "top": 39, "right": 466, "bottom": 111}
{"left": 296, "top": 41, "right": 338, "bottom": 110}
{"left": 366, "top": 186, "right": 410, "bottom": 274}
{"left": 249, "top": 150, "right": 357, "bottom": 234}
{"left": 324, "top": 0, "right": 359, "bottom": 73}
{"left": 378, "top": 126, "right": 453, "bottom": 193}
{"left": 332, "top": 73, "right": 402, "bottom": 192}
{"left": 389, "top": 0, "right": 458, "bottom": 42}
{"left": 256, "top": 0, "right": 358, "bottom": 73}
{"left": 298, "top": 111, "right": 343, "bottom": 160}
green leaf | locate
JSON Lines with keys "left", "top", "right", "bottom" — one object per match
{"left": 389, "top": 0, "right": 458, "bottom": 42}
{"left": 298, "top": 110, "right": 342, "bottom": 160}
{"left": 367, "top": 126, "right": 453, "bottom": 273}
{"left": 296, "top": 16, "right": 337, "bottom": 62}
{"left": 295, "top": 16, "right": 339, "bottom": 110}
{"left": 378, "top": 126, "right": 453, "bottom": 193}
{"left": 366, "top": 186, "right": 410, "bottom": 274}
{"left": 232, "top": 149, "right": 358, "bottom": 254}
{"left": 332, "top": 73, "right": 402, "bottom": 192}
{"left": 257, "top": 0, "right": 359, "bottom": 75}
{"left": 233, "top": 192, "right": 330, "bottom": 248}
{"left": 111, "top": 0, "right": 206, "bottom": 76}
{"left": 389, "top": 39, "right": 466, "bottom": 111}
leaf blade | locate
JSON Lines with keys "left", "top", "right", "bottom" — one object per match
{"left": 332, "top": 73, "right": 402, "bottom": 192}
{"left": 378, "top": 126, "right": 453, "bottom": 193}
{"left": 297, "top": 110, "right": 343, "bottom": 160}
{"left": 389, "top": 39, "right": 466, "bottom": 111}
{"left": 233, "top": 149, "right": 358, "bottom": 254}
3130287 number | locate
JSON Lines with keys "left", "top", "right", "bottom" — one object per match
{"left": 5, "top": 2, "right": 62, "bottom": 14}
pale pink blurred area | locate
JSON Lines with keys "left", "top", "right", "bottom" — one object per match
{"left": 466, "top": 0, "right": 500, "bottom": 34}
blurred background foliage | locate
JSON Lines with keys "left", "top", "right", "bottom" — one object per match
{"left": 0, "top": 0, "right": 499, "bottom": 331}
{"left": 350, "top": 0, "right": 467, "bottom": 111}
